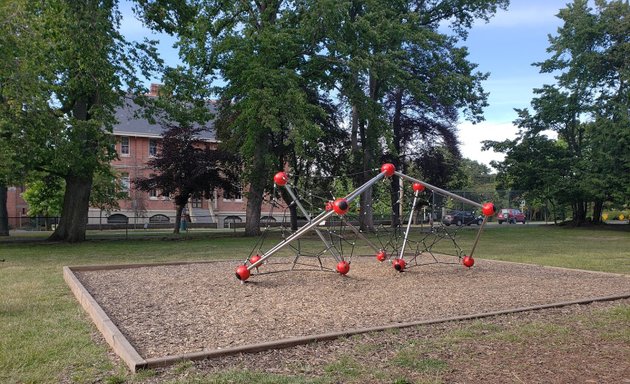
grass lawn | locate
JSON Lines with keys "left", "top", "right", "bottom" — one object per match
{"left": 0, "top": 224, "right": 628, "bottom": 383}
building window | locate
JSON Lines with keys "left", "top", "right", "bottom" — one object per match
{"left": 149, "top": 139, "right": 158, "bottom": 157}
{"left": 223, "top": 185, "right": 243, "bottom": 202}
{"left": 120, "top": 172, "right": 130, "bottom": 195}
{"left": 191, "top": 198, "right": 202, "bottom": 208}
{"left": 120, "top": 136, "right": 130, "bottom": 156}
{"left": 149, "top": 189, "right": 158, "bottom": 199}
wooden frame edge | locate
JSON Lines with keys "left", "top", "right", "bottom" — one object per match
{"left": 63, "top": 266, "right": 147, "bottom": 372}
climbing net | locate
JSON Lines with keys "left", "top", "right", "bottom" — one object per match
{"left": 242, "top": 182, "right": 364, "bottom": 276}
{"left": 235, "top": 163, "right": 496, "bottom": 281}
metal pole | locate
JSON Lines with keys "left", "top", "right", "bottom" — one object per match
{"left": 394, "top": 171, "right": 483, "bottom": 209}
{"left": 468, "top": 215, "right": 488, "bottom": 258}
{"left": 248, "top": 168, "right": 388, "bottom": 270}
{"left": 284, "top": 184, "right": 342, "bottom": 262}
{"left": 398, "top": 190, "right": 419, "bottom": 260}
{"left": 345, "top": 171, "right": 386, "bottom": 203}
{"left": 399, "top": 176, "right": 404, "bottom": 219}
{"left": 248, "top": 210, "right": 335, "bottom": 270}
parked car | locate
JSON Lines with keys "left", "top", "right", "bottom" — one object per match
{"left": 442, "top": 211, "right": 483, "bottom": 226}
{"left": 497, "top": 208, "right": 526, "bottom": 224}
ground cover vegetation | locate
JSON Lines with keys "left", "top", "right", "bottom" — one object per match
{"left": 0, "top": 225, "right": 628, "bottom": 382}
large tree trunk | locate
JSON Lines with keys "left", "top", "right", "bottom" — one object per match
{"left": 592, "top": 200, "right": 603, "bottom": 224}
{"left": 279, "top": 187, "right": 298, "bottom": 231}
{"left": 245, "top": 183, "right": 263, "bottom": 236}
{"left": 389, "top": 89, "right": 404, "bottom": 228}
{"left": 48, "top": 174, "right": 93, "bottom": 242}
{"left": 571, "top": 200, "right": 588, "bottom": 226}
{"left": 244, "top": 137, "right": 267, "bottom": 236}
{"left": 0, "top": 185, "right": 9, "bottom": 236}
{"left": 173, "top": 203, "right": 185, "bottom": 234}
{"left": 359, "top": 122, "right": 375, "bottom": 232}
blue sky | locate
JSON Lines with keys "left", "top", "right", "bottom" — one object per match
{"left": 120, "top": 0, "right": 568, "bottom": 167}
{"left": 456, "top": 0, "right": 566, "bottom": 166}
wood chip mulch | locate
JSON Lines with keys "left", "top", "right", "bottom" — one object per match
{"left": 74, "top": 255, "right": 630, "bottom": 361}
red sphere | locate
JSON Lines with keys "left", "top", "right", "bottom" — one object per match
{"left": 273, "top": 171, "right": 288, "bottom": 186}
{"left": 393, "top": 258, "right": 406, "bottom": 272}
{"left": 235, "top": 265, "right": 251, "bottom": 281}
{"left": 481, "top": 202, "right": 496, "bottom": 217}
{"left": 336, "top": 260, "right": 350, "bottom": 275}
{"left": 333, "top": 198, "right": 350, "bottom": 215}
{"left": 376, "top": 250, "right": 387, "bottom": 262}
{"left": 249, "top": 254, "right": 262, "bottom": 267}
{"left": 380, "top": 163, "right": 396, "bottom": 177}
{"left": 462, "top": 255, "right": 475, "bottom": 268}
{"left": 412, "top": 182, "right": 425, "bottom": 192}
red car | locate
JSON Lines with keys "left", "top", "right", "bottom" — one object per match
{"left": 497, "top": 208, "right": 526, "bottom": 224}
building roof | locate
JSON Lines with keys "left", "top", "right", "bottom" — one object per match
{"left": 112, "top": 96, "right": 218, "bottom": 142}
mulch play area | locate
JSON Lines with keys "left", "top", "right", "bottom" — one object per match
{"left": 64, "top": 255, "right": 630, "bottom": 371}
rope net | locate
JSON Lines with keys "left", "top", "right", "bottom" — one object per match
{"left": 235, "top": 164, "right": 494, "bottom": 281}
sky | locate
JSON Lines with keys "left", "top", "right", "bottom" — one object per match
{"left": 119, "top": 0, "right": 568, "bottom": 168}
{"left": 455, "top": 0, "right": 566, "bottom": 167}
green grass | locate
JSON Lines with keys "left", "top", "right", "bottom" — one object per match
{"left": 0, "top": 224, "right": 628, "bottom": 383}
{"left": 428, "top": 225, "right": 630, "bottom": 274}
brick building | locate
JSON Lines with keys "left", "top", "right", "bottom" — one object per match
{"left": 6, "top": 86, "right": 282, "bottom": 229}
{"left": 6, "top": 186, "right": 28, "bottom": 229}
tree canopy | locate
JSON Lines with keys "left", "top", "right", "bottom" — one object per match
{"left": 484, "top": 0, "right": 629, "bottom": 225}
{"left": 136, "top": 0, "right": 506, "bottom": 234}
{"left": 134, "top": 77, "right": 239, "bottom": 233}
{"left": 0, "top": 0, "right": 161, "bottom": 241}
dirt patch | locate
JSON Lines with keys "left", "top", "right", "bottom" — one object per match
{"left": 74, "top": 256, "right": 630, "bottom": 361}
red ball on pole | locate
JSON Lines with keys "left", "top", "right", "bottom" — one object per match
{"left": 462, "top": 255, "right": 475, "bottom": 268}
{"left": 273, "top": 171, "right": 288, "bottom": 186}
{"left": 380, "top": 163, "right": 396, "bottom": 177}
{"left": 336, "top": 260, "right": 350, "bottom": 275}
{"left": 235, "top": 265, "right": 250, "bottom": 281}
{"left": 249, "top": 254, "right": 262, "bottom": 267}
{"left": 376, "top": 250, "right": 387, "bottom": 262}
{"left": 393, "top": 258, "right": 406, "bottom": 272}
{"left": 333, "top": 198, "right": 350, "bottom": 215}
{"left": 412, "top": 182, "right": 425, "bottom": 192}
{"left": 482, "top": 202, "right": 496, "bottom": 217}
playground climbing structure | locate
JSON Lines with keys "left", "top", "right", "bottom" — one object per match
{"left": 235, "top": 163, "right": 496, "bottom": 281}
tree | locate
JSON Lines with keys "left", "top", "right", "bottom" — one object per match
{"left": 135, "top": 123, "right": 238, "bottom": 234}
{"left": 90, "top": 166, "right": 129, "bottom": 220}
{"left": 21, "top": 175, "right": 65, "bottom": 230}
{"left": 137, "top": 1, "right": 331, "bottom": 236}
{"left": 484, "top": 124, "right": 572, "bottom": 224}
{"left": 485, "top": 0, "right": 629, "bottom": 226}
{"left": 311, "top": 0, "right": 504, "bottom": 230}
{"left": 0, "top": 123, "right": 16, "bottom": 235}
{"left": 137, "top": 0, "right": 506, "bottom": 234}
{"left": 134, "top": 77, "right": 239, "bottom": 233}
{"left": 1, "top": 0, "right": 161, "bottom": 242}
{"left": 0, "top": 0, "right": 39, "bottom": 235}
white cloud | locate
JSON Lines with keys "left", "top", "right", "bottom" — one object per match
{"left": 457, "top": 121, "right": 519, "bottom": 168}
